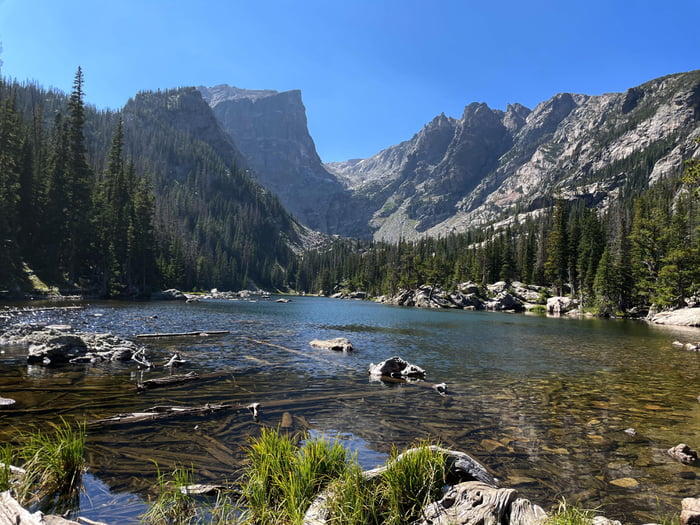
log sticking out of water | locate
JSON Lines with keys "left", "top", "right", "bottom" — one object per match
{"left": 136, "top": 330, "right": 230, "bottom": 339}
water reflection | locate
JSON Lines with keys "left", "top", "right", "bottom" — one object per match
{"left": 0, "top": 297, "right": 699, "bottom": 523}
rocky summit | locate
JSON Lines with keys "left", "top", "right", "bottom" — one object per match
{"left": 327, "top": 71, "right": 700, "bottom": 241}
{"left": 197, "top": 71, "right": 700, "bottom": 242}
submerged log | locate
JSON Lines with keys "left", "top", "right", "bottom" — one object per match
{"left": 87, "top": 403, "right": 234, "bottom": 427}
{"left": 136, "top": 371, "right": 200, "bottom": 391}
{"left": 135, "top": 370, "right": 232, "bottom": 391}
{"left": 136, "top": 330, "right": 230, "bottom": 339}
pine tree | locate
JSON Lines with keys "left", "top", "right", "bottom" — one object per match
{"left": 65, "top": 67, "right": 94, "bottom": 282}
{"left": 544, "top": 197, "right": 569, "bottom": 295}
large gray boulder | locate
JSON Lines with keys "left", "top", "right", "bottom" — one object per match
{"left": 0, "top": 324, "right": 144, "bottom": 366}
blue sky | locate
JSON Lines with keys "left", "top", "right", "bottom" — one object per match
{"left": 0, "top": 0, "right": 698, "bottom": 162}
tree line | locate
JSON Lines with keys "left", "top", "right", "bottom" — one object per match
{"left": 292, "top": 159, "right": 699, "bottom": 315}
{"left": 0, "top": 69, "right": 296, "bottom": 296}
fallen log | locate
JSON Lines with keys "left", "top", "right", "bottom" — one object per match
{"left": 135, "top": 371, "right": 233, "bottom": 392}
{"left": 87, "top": 403, "right": 234, "bottom": 427}
{"left": 136, "top": 330, "right": 230, "bottom": 339}
{"left": 136, "top": 371, "right": 199, "bottom": 391}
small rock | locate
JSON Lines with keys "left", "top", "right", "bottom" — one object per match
{"left": 681, "top": 497, "right": 700, "bottom": 525}
{"left": 368, "top": 356, "right": 425, "bottom": 380}
{"left": 609, "top": 477, "right": 639, "bottom": 488}
{"left": 668, "top": 443, "right": 698, "bottom": 464}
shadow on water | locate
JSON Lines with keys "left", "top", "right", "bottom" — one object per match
{"left": 1, "top": 296, "right": 700, "bottom": 523}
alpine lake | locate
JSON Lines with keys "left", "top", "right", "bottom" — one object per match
{"left": 1, "top": 296, "right": 699, "bottom": 523}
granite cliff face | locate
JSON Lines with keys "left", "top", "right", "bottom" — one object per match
{"left": 199, "top": 85, "right": 368, "bottom": 236}
{"left": 327, "top": 70, "right": 700, "bottom": 241}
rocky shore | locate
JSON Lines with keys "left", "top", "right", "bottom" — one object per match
{"left": 333, "top": 281, "right": 700, "bottom": 327}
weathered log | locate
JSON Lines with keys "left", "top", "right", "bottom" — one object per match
{"left": 0, "top": 490, "right": 82, "bottom": 524}
{"left": 135, "top": 330, "right": 230, "bottom": 338}
{"left": 87, "top": 403, "right": 234, "bottom": 427}
{"left": 136, "top": 371, "right": 200, "bottom": 391}
{"left": 135, "top": 370, "right": 232, "bottom": 391}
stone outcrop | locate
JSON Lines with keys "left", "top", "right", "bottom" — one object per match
{"left": 0, "top": 324, "right": 145, "bottom": 366}
{"left": 649, "top": 307, "right": 700, "bottom": 327}
{"left": 374, "top": 281, "right": 545, "bottom": 313}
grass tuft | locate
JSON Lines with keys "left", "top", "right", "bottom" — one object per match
{"left": 16, "top": 418, "right": 86, "bottom": 504}
{"left": 139, "top": 463, "right": 197, "bottom": 525}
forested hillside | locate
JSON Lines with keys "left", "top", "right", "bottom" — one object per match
{"left": 0, "top": 70, "right": 300, "bottom": 297}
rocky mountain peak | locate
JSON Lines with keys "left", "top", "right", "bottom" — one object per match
{"left": 198, "top": 84, "right": 358, "bottom": 234}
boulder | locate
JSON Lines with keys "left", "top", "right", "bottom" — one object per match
{"left": 486, "top": 292, "right": 524, "bottom": 311}
{"left": 547, "top": 296, "right": 574, "bottom": 315}
{"left": 649, "top": 307, "right": 700, "bottom": 327}
{"left": 309, "top": 338, "right": 353, "bottom": 352}
{"left": 458, "top": 281, "right": 481, "bottom": 295}
{"left": 681, "top": 497, "right": 700, "bottom": 525}
{"left": 152, "top": 288, "right": 187, "bottom": 301}
{"left": 368, "top": 356, "right": 425, "bottom": 380}
{"left": 668, "top": 443, "right": 698, "bottom": 464}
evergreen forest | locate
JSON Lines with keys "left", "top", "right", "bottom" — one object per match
{"left": 0, "top": 69, "right": 698, "bottom": 316}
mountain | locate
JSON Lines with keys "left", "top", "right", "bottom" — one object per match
{"left": 326, "top": 70, "right": 700, "bottom": 241}
{"left": 198, "top": 85, "right": 369, "bottom": 236}
{"left": 121, "top": 87, "right": 304, "bottom": 289}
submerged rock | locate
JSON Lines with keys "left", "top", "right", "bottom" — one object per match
{"left": 309, "top": 337, "right": 353, "bottom": 352}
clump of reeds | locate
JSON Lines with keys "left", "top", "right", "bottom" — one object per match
{"left": 237, "top": 429, "right": 446, "bottom": 525}
{"left": 240, "top": 427, "right": 349, "bottom": 524}
{"left": 543, "top": 499, "right": 597, "bottom": 525}
{"left": 0, "top": 443, "right": 16, "bottom": 491}
{"left": 15, "top": 417, "right": 86, "bottom": 506}
{"left": 139, "top": 464, "right": 197, "bottom": 525}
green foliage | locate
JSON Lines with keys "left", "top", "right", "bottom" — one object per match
{"left": 240, "top": 428, "right": 349, "bottom": 524}
{"left": 238, "top": 429, "right": 446, "bottom": 525}
{"left": 139, "top": 464, "right": 197, "bottom": 525}
{"left": 544, "top": 499, "right": 597, "bottom": 525}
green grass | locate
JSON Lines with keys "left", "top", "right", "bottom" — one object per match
{"left": 237, "top": 429, "right": 446, "bottom": 525}
{"left": 0, "top": 443, "right": 16, "bottom": 491}
{"left": 544, "top": 500, "right": 597, "bottom": 525}
{"left": 239, "top": 427, "right": 349, "bottom": 524}
{"left": 139, "top": 464, "right": 197, "bottom": 525}
{"left": 16, "top": 418, "right": 86, "bottom": 502}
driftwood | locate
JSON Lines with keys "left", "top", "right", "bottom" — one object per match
{"left": 0, "top": 490, "right": 83, "bottom": 524}
{"left": 136, "top": 371, "right": 200, "bottom": 391}
{"left": 135, "top": 370, "right": 232, "bottom": 391}
{"left": 136, "top": 330, "right": 230, "bottom": 339}
{"left": 87, "top": 403, "right": 234, "bottom": 427}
